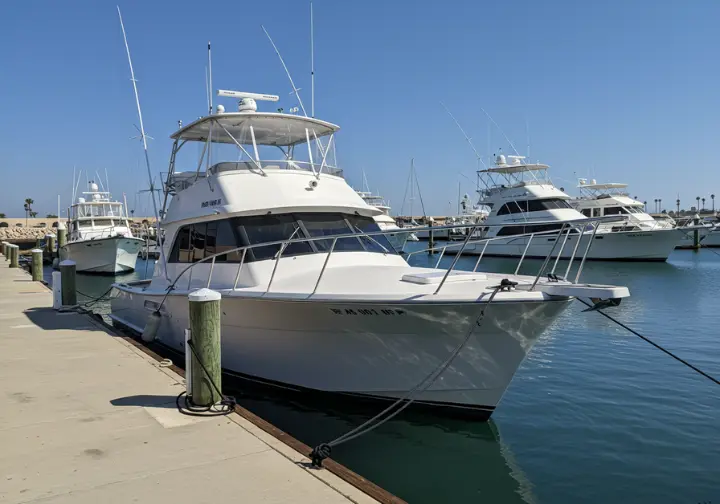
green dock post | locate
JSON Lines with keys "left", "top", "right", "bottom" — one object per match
{"left": 59, "top": 260, "right": 77, "bottom": 306}
{"left": 188, "top": 289, "right": 222, "bottom": 407}
{"left": 35, "top": 238, "right": 42, "bottom": 249}
{"left": 31, "top": 249, "right": 43, "bottom": 282}
{"left": 9, "top": 245, "right": 19, "bottom": 268}
{"left": 3, "top": 242, "right": 8, "bottom": 260}
{"left": 2, "top": 242, "right": 6, "bottom": 257}
{"left": 428, "top": 218, "right": 435, "bottom": 254}
{"left": 693, "top": 214, "right": 700, "bottom": 249}
{"left": 47, "top": 235, "right": 57, "bottom": 258}
{"left": 57, "top": 224, "right": 67, "bottom": 250}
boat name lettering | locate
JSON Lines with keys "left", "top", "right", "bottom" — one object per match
{"left": 330, "top": 308, "right": 407, "bottom": 316}
{"left": 627, "top": 233, "right": 652, "bottom": 237}
{"left": 201, "top": 198, "right": 222, "bottom": 208}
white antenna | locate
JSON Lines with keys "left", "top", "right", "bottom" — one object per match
{"left": 72, "top": 165, "right": 76, "bottom": 201}
{"left": 205, "top": 65, "right": 210, "bottom": 113}
{"left": 207, "top": 42, "right": 213, "bottom": 115}
{"left": 73, "top": 169, "right": 83, "bottom": 203}
{"left": 310, "top": 1, "right": 315, "bottom": 118}
{"left": 525, "top": 118, "right": 530, "bottom": 158}
{"left": 262, "top": 25, "right": 307, "bottom": 116}
{"left": 105, "top": 167, "right": 110, "bottom": 194}
{"left": 95, "top": 171, "right": 106, "bottom": 192}
{"left": 481, "top": 107, "right": 520, "bottom": 156}
{"left": 440, "top": 102, "right": 487, "bottom": 168}
{"left": 117, "top": 6, "right": 168, "bottom": 275}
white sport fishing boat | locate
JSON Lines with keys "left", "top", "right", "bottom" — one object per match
{"left": 61, "top": 181, "right": 143, "bottom": 274}
{"left": 356, "top": 190, "right": 411, "bottom": 252}
{"left": 110, "top": 91, "right": 631, "bottom": 419}
{"left": 459, "top": 156, "right": 683, "bottom": 261}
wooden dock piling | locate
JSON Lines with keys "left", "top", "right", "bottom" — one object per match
{"left": 57, "top": 224, "right": 67, "bottom": 249}
{"left": 59, "top": 259, "right": 76, "bottom": 306}
{"left": 9, "top": 245, "right": 19, "bottom": 268}
{"left": 428, "top": 218, "right": 435, "bottom": 254}
{"left": 46, "top": 234, "right": 56, "bottom": 258}
{"left": 188, "top": 288, "right": 222, "bottom": 407}
{"left": 31, "top": 249, "right": 43, "bottom": 282}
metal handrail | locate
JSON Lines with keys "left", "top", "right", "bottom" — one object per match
{"left": 164, "top": 215, "right": 624, "bottom": 296}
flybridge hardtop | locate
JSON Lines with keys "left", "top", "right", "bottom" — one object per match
{"left": 170, "top": 112, "right": 340, "bottom": 146}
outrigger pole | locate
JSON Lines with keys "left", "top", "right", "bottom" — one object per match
{"left": 117, "top": 6, "right": 168, "bottom": 278}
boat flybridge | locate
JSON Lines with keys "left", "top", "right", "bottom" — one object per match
{"left": 458, "top": 155, "right": 682, "bottom": 261}
{"left": 572, "top": 179, "right": 701, "bottom": 250}
{"left": 61, "top": 181, "right": 143, "bottom": 273}
{"left": 110, "top": 91, "right": 631, "bottom": 419}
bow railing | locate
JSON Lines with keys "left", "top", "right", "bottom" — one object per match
{"left": 146, "top": 215, "right": 625, "bottom": 297}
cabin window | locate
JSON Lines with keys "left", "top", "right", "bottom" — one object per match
{"left": 581, "top": 209, "right": 592, "bottom": 217}
{"left": 604, "top": 207, "right": 627, "bottom": 216}
{"left": 497, "top": 199, "right": 571, "bottom": 215}
{"left": 93, "top": 219, "right": 113, "bottom": 227}
{"left": 496, "top": 223, "right": 568, "bottom": 236}
{"left": 168, "top": 212, "right": 396, "bottom": 263}
{"left": 237, "top": 214, "right": 312, "bottom": 261}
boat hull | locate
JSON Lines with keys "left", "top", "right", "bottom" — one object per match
{"left": 61, "top": 236, "right": 143, "bottom": 274}
{"left": 110, "top": 289, "right": 571, "bottom": 418}
{"left": 459, "top": 228, "right": 682, "bottom": 261}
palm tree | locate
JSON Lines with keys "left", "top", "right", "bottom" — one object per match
{"left": 702, "top": 197, "right": 706, "bottom": 210}
{"left": 696, "top": 196, "right": 701, "bottom": 212}
{"left": 23, "top": 198, "right": 34, "bottom": 227}
{"left": 676, "top": 198, "right": 680, "bottom": 215}
{"left": 712, "top": 194, "right": 716, "bottom": 213}
{"left": 659, "top": 198, "right": 662, "bottom": 212}
{"left": 0, "top": 213, "right": 5, "bottom": 218}
{"left": 644, "top": 201, "right": 648, "bottom": 212}
{"left": 29, "top": 211, "right": 38, "bottom": 218}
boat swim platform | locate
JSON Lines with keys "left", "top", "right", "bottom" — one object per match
{"left": 0, "top": 261, "right": 400, "bottom": 504}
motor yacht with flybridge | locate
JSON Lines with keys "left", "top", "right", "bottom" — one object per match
{"left": 109, "top": 90, "right": 631, "bottom": 419}
{"left": 458, "top": 155, "right": 682, "bottom": 261}
{"left": 571, "top": 179, "right": 702, "bottom": 250}
{"left": 61, "top": 181, "right": 143, "bottom": 273}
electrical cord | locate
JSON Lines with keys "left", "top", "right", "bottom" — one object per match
{"left": 176, "top": 339, "right": 236, "bottom": 417}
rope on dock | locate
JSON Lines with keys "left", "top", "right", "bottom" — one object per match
{"left": 309, "top": 279, "right": 515, "bottom": 468}
{"left": 578, "top": 298, "right": 720, "bottom": 386}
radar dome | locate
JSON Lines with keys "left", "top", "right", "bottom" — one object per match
{"left": 89, "top": 182, "right": 99, "bottom": 192}
{"left": 238, "top": 98, "right": 257, "bottom": 113}
{"left": 496, "top": 154, "right": 507, "bottom": 165}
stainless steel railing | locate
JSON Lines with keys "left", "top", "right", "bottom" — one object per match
{"left": 159, "top": 215, "right": 624, "bottom": 297}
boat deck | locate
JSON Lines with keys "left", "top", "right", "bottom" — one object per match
{"left": 0, "top": 261, "right": 385, "bottom": 504}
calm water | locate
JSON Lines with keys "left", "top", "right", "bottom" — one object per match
{"left": 56, "top": 247, "right": 720, "bottom": 503}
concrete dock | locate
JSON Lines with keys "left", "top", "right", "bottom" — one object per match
{"left": 0, "top": 261, "right": 390, "bottom": 503}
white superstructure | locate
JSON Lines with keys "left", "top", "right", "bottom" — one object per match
{"left": 459, "top": 156, "right": 683, "bottom": 261}
{"left": 110, "top": 92, "right": 630, "bottom": 419}
{"left": 60, "top": 182, "right": 143, "bottom": 274}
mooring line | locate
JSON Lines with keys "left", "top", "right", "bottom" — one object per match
{"left": 579, "top": 298, "right": 720, "bottom": 386}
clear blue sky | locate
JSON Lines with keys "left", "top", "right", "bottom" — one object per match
{"left": 1, "top": 0, "right": 719, "bottom": 218}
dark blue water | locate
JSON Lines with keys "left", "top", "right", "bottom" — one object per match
{"left": 59, "top": 248, "right": 720, "bottom": 503}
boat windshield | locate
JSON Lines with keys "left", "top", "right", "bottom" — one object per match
{"left": 168, "top": 212, "right": 399, "bottom": 264}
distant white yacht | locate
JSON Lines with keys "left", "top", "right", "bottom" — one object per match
{"left": 356, "top": 190, "right": 413, "bottom": 251}
{"left": 461, "top": 156, "right": 682, "bottom": 261}
{"left": 61, "top": 181, "right": 143, "bottom": 274}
